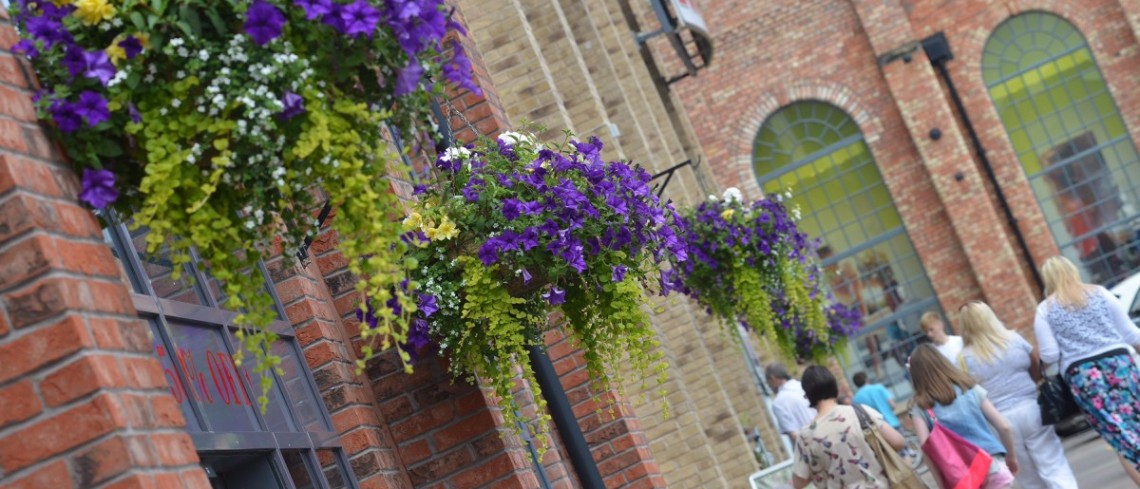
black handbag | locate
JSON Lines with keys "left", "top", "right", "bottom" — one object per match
{"left": 1038, "top": 363, "right": 1080, "bottom": 425}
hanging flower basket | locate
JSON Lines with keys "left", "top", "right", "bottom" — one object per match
{"left": 669, "top": 189, "right": 861, "bottom": 361}
{"left": 10, "top": 0, "right": 481, "bottom": 404}
{"left": 367, "top": 131, "right": 689, "bottom": 445}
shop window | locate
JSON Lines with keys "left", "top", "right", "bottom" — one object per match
{"left": 100, "top": 220, "right": 358, "bottom": 489}
{"left": 753, "top": 101, "right": 943, "bottom": 399}
{"left": 983, "top": 11, "right": 1140, "bottom": 286}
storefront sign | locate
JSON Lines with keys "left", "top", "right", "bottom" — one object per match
{"left": 156, "top": 344, "right": 256, "bottom": 407}
{"left": 671, "top": 0, "right": 708, "bottom": 36}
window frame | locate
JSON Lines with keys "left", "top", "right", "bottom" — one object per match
{"left": 103, "top": 220, "right": 359, "bottom": 489}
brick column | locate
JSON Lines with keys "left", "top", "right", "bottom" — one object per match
{"left": 0, "top": 12, "right": 207, "bottom": 489}
{"left": 850, "top": 0, "right": 1040, "bottom": 327}
{"left": 545, "top": 328, "right": 666, "bottom": 489}
{"left": 266, "top": 250, "right": 414, "bottom": 489}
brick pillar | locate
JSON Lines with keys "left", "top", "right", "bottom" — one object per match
{"left": 545, "top": 329, "right": 667, "bottom": 489}
{"left": 266, "top": 248, "right": 414, "bottom": 489}
{"left": 850, "top": 0, "right": 1040, "bottom": 328}
{"left": 0, "top": 12, "right": 207, "bottom": 489}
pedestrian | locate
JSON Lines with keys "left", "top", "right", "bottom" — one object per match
{"left": 852, "top": 371, "right": 900, "bottom": 429}
{"left": 909, "top": 344, "right": 1019, "bottom": 489}
{"left": 958, "top": 301, "right": 1078, "bottom": 489}
{"left": 921, "top": 311, "right": 964, "bottom": 362}
{"left": 1035, "top": 256, "right": 1140, "bottom": 485}
{"left": 791, "top": 365, "right": 909, "bottom": 489}
{"left": 766, "top": 362, "right": 816, "bottom": 440}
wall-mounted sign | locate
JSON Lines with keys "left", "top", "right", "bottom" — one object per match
{"left": 636, "top": 0, "right": 714, "bottom": 83}
{"left": 671, "top": 0, "right": 708, "bottom": 35}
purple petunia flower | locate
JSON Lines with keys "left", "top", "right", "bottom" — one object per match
{"left": 519, "top": 227, "right": 540, "bottom": 251}
{"left": 24, "top": 14, "right": 70, "bottom": 48}
{"left": 340, "top": 0, "right": 382, "bottom": 37}
{"left": 74, "top": 91, "right": 110, "bottom": 127}
{"left": 119, "top": 36, "right": 144, "bottom": 59}
{"left": 417, "top": 293, "right": 438, "bottom": 317}
{"left": 12, "top": 39, "right": 39, "bottom": 58}
{"left": 82, "top": 50, "right": 116, "bottom": 86}
{"left": 477, "top": 240, "right": 499, "bottom": 266}
{"left": 521, "top": 268, "right": 532, "bottom": 283}
{"left": 294, "top": 0, "right": 332, "bottom": 19}
{"left": 443, "top": 40, "right": 482, "bottom": 96}
{"left": 62, "top": 46, "right": 87, "bottom": 78}
{"left": 49, "top": 100, "right": 83, "bottom": 133}
{"left": 394, "top": 60, "right": 423, "bottom": 96}
{"left": 278, "top": 91, "right": 305, "bottom": 120}
{"left": 543, "top": 286, "right": 566, "bottom": 306}
{"left": 385, "top": 0, "right": 447, "bottom": 56}
{"left": 322, "top": 2, "right": 346, "bottom": 31}
{"left": 78, "top": 168, "right": 118, "bottom": 209}
{"left": 612, "top": 264, "right": 627, "bottom": 283}
{"left": 244, "top": 0, "right": 287, "bottom": 45}
{"left": 501, "top": 199, "right": 523, "bottom": 221}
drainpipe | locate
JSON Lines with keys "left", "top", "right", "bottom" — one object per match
{"left": 921, "top": 33, "right": 1046, "bottom": 294}
{"left": 528, "top": 346, "right": 607, "bottom": 489}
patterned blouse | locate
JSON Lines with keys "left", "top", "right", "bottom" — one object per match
{"left": 792, "top": 405, "right": 889, "bottom": 489}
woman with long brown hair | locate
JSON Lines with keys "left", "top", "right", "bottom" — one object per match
{"left": 1035, "top": 256, "right": 1140, "bottom": 482}
{"left": 909, "top": 344, "right": 1018, "bottom": 489}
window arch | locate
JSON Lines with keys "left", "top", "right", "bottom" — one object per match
{"left": 754, "top": 101, "right": 940, "bottom": 398}
{"left": 983, "top": 11, "right": 1140, "bottom": 286}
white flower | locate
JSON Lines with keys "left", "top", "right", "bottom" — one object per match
{"left": 440, "top": 146, "right": 471, "bottom": 162}
{"left": 722, "top": 187, "right": 743, "bottom": 204}
{"left": 245, "top": 220, "right": 256, "bottom": 230}
{"left": 110, "top": 17, "right": 123, "bottom": 27}
{"left": 498, "top": 131, "right": 534, "bottom": 146}
{"left": 171, "top": 99, "right": 182, "bottom": 108}
{"left": 177, "top": 47, "right": 189, "bottom": 58}
{"left": 170, "top": 38, "right": 184, "bottom": 47}
{"left": 708, "top": 194, "right": 718, "bottom": 201}
{"left": 176, "top": 70, "right": 186, "bottom": 79}
{"left": 791, "top": 207, "right": 802, "bottom": 220}
{"left": 198, "top": 50, "right": 210, "bottom": 61}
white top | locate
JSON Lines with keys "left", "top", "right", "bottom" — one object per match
{"left": 961, "top": 335, "right": 1038, "bottom": 412}
{"left": 1035, "top": 286, "right": 1140, "bottom": 373}
{"left": 935, "top": 336, "right": 964, "bottom": 363}
{"left": 773, "top": 379, "right": 816, "bottom": 435}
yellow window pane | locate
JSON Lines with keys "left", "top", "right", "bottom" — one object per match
{"left": 1105, "top": 116, "right": 1126, "bottom": 139}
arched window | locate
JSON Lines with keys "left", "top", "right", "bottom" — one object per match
{"left": 983, "top": 12, "right": 1140, "bottom": 286}
{"left": 754, "top": 101, "right": 939, "bottom": 397}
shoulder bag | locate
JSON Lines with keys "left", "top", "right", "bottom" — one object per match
{"left": 1037, "top": 361, "right": 1079, "bottom": 425}
{"left": 918, "top": 407, "right": 991, "bottom": 489}
{"left": 852, "top": 404, "right": 924, "bottom": 489}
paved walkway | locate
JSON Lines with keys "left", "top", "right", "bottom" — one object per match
{"left": 1063, "top": 429, "right": 1136, "bottom": 488}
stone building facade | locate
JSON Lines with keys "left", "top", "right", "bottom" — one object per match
{"left": 661, "top": 0, "right": 1140, "bottom": 401}
{"left": 0, "top": 1, "right": 792, "bottom": 488}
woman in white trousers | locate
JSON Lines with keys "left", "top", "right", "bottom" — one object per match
{"left": 957, "top": 302, "right": 1078, "bottom": 489}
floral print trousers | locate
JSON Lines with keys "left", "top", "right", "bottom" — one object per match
{"left": 1065, "top": 351, "right": 1140, "bottom": 468}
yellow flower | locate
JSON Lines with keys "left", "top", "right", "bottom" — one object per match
{"left": 74, "top": 0, "right": 116, "bottom": 25}
{"left": 106, "top": 41, "right": 126, "bottom": 64}
{"left": 402, "top": 212, "right": 423, "bottom": 230}
{"left": 721, "top": 208, "right": 735, "bottom": 220}
{"left": 433, "top": 217, "right": 459, "bottom": 241}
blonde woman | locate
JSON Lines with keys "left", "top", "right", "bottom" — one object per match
{"left": 1035, "top": 256, "right": 1140, "bottom": 482}
{"left": 959, "top": 301, "right": 1077, "bottom": 489}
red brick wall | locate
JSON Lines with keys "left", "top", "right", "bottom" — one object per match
{"left": 0, "top": 11, "right": 208, "bottom": 489}
{"left": 666, "top": 0, "right": 1140, "bottom": 333}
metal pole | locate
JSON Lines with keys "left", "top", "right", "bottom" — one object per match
{"left": 528, "top": 345, "right": 607, "bottom": 489}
